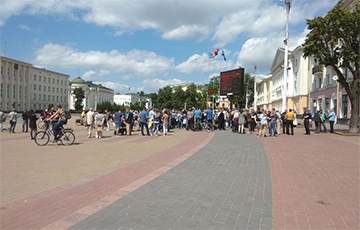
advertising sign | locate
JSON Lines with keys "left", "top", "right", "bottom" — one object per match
{"left": 220, "top": 68, "right": 244, "bottom": 96}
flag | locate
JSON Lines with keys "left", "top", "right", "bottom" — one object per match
{"left": 221, "top": 50, "right": 226, "bottom": 61}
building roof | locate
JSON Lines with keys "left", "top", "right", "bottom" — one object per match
{"left": 71, "top": 77, "right": 87, "bottom": 84}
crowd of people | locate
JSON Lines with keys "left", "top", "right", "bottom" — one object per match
{"left": 0, "top": 105, "right": 338, "bottom": 143}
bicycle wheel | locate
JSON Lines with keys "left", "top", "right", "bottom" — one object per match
{"left": 38, "top": 120, "right": 46, "bottom": 129}
{"left": 34, "top": 131, "right": 50, "bottom": 146}
{"left": 60, "top": 131, "right": 75, "bottom": 146}
{"left": 75, "top": 119, "right": 82, "bottom": 126}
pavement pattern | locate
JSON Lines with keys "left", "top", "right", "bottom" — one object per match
{"left": 68, "top": 131, "right": 273, "bottom": 230}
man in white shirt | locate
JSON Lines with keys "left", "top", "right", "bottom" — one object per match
{"left": 8, "top": 109, "right": 17, "bottom": 133}
{"left": 85, "top": 108, "right": 94, "bottom": 138}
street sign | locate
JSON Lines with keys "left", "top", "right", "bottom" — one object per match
{"left": 208, "top": 89, "right": 218, "bottom": 94}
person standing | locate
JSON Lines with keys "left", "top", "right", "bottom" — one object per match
{"left": 125, "top": 109, "right": 133, "bottom": 136}
{"left": 218, "top": 109, "right": 225, "bottom": 130}
{"left": 85, "top": 108, "right": 95, "bottom": 138}
{"left": 28, "top": 109, "right": 37, "bottom": 140}
{"left": 238, "top": 109, "right": 245, "bottom": 134}
{"left": 22, "top": 109, "right": 29, "bottom": 133}
{"left": 313, "top": 110, "right": 321, "bottom": 134}
{"left": 104, "top": 109, "right": 110, "bottom": 131}
{"left": 162, "top": 109, "right": 169, "bottom": 136}
{"left": 281, "top": 110, "right": 287, "bottom": 134}
{"left": 113, "top": 109, "right": 122, "bottom": 135}
{"left": 245, "top": 110, "right": 252, "bottom": 134}
{"left": 268, "top": 108, "right": 278, "bottom": 137}
{"left": 0, "top": 110, "right": 4, "bottom": 132}
{"left": 139, "top": 107, "right": 150, "bottom": 136}
{"left": 206, "top": 107, "right": 213, "bottom": 125}
{"left": 258, "top": 111, "right": 268, "bottom": 137}
{"left": 8, "top": 109, "right": 17, "bottom": 133}
{"left": 187, "top": 109, "right": 194, "bottom": 131}
{"left": 328, "top": 109, "right": 336, "bottom": 134}
{"left": 285, "top": 109, "right": 295, "bottom": 135}
{"left": 94, "top": 110, "right": 105, "bottom": 138}
{"left": 151, "top": 109, "right": 161, "bottom": 136}
{"left": 320, "top": 110, "right": 327, "bottom": 133}
{"left": 275, "top": 110, "right": 281, "bottom": 135}
{"left": 303, "top": 109, "right": 311, "bottom": 135}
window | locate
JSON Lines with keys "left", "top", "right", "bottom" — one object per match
{"left": 44, "top": 77, "right": 46, "bottom": 82}
{"left": 56, "top": 96, "right": 59, "bottom": 101}
{"left": 44, "top": 94, "right": 46, "bottom": 100}
{"left": 64, "top": 96, "right": 67, "bottom": 102}
{"left": 60, "top": 96, "right": 62, "bottom": 102}
{"left": 64, "top": 89, "right": 66, "bottom": 94}
{"left": 25, "top": 86, "right": 27, "bottom": 99}
{"left": 325, "top": 98, "right": 330, "bottom": 112}
{"left": 39, "top": 94, "right": 41, "bottom": 100}
{"left": 53, "top": 87, "right": 55, "bottom": 93}
{"left": 44, "top": 85, "right": 46, "bottom": 91}
{"left": 52, "top": 95, "right": 54, "bottom": 101}
{"left": 61, "top": 80, "right": 63, "bottom": 85}
{"left": 39, "top": 85, "right": 41, "bottom": 91}
{"left": 48, "top": 95, "right": 50, "bottom": 101}
{"left": 342, "top": 95, "right": 348, "bottom": 118}
{"left": 53, "top": 79, "right": 55, "bottom": 84}
{"left": 48, "top": 78, "right": 50, "bottom": 83}
{"left": 13, "top": 85, "right": 15, "bottom": 98}
{"left": 57, "top": 79, "right": 59, "bottom": 85}
{"left": 318, "top": 99, "right": 322, "bottom": 110}
{"left": 57, "top": 88, "right": 59, "bottom": 93}
{"left": 39, "top": 76, "right": 41, "bottom": 82}
{"left": 60, "top": 88, "right": 63, "bottom": 94}
{"left": 0, "top": 84, "right": 3, "bottom": 97}
{"left": 34, "top": 94, "right": 36, "bottom": 100}
{"left": 19, "top": 86, "right": 21, "bottom": 98}
{"left": 34, "top": 75, "right": 36, "bottom": 81}
{"left": 48, "top": 86, "right": 50, "bottom": 92}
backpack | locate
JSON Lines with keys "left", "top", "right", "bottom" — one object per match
{"left": 64, "top": 111, "right": 72, "bottom": 121}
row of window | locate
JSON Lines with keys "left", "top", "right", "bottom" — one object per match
{"left": 33, "top": 84, "right": 67, "bottom": 94}
{"left": 0, "top": 84, "right": 27, "bottom": 99}
{"left": 33, "top": 93, "right": 67, "bottom": 103}
{"left": 33, "top": 75, "right": 67, "bottom": 86}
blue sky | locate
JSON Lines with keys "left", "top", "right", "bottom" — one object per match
{"left": 0, "top": 0, "right": 338, "bottom": 93}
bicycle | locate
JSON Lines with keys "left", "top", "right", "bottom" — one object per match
{"left": 34, "top": 122, "right": 76, "bottom": 146}
{"left": 75, "top": 117, "right": 85, "bottom": 126}
{"left": 37, "top": 117, "right": 47, "bottom": 129}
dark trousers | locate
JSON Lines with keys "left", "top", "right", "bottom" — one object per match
{"left": 187, "top": 119, "right": 194, "bottom": 130}
{"left": 283, "top": 121, "right": 287, "bottom": 134}
{"left": 329, "top": 121, "right": 334, "bottom": 133}
{"left": 53, "top": 120, "right": 66, "bottom": 140}
{"left": 140, "top": 122, "right": 149, "bottom": 135}
{"left": 315, "top": 121, "right": 321, "bottom": 133}
{"left": 321, "top": 121, "right": 327, "bottom": 132}
{"left": 286, "top": 120, "right": 293, "bottom": 135}
{"left": 304, "top": 120, "right": 310, "bottom": 134}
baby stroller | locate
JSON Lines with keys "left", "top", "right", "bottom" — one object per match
{"left": 113, "top": 121, "right": 127, "bottom": 135}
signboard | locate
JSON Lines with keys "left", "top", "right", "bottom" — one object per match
{"left": 220, "top": 67, "right": 244, "bottom": 96}
{"left": 208, "top": 89, "right": 218, "bottom": 94}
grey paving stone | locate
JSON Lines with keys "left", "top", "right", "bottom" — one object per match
{"left": 68, "top": 131, "right": 272, "bottom": 230}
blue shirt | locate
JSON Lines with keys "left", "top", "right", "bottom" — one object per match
{"left": 114, "top": 112, "right": 122, "bottom": 122}
{"left": 329, "top": 112, "right": 336, "bottom": 121}
{"left": 194, "top": 110, "right": 201, "bottom": 119}
{"left": 206, "top": 109, "right": 213, "bottom": 120}
{"left": 140, "top": 110, "right": 148, "bottom": 123}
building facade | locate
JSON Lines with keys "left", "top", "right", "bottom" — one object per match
{"left": 114, "top": 94, "right": 152, "bottom": 109}
{"left": 30, "top": 67, "right": 69, "bottom": 111}
{"left": 69, "top": 77, "right": 114, "bottom": 110}
{"left": 1, "top": 56, "right": 69, "bottom": 112}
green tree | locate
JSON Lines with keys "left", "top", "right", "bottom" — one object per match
{"left": 148, "top": 93, "right": 158, "bottom": 108}
{"left": 73, "top": 87, "right": 85, "bottom": 111}
{"left": 171, "top": 86, "right": 186, "bottom": 109}
{"left": 157, "top": 86, "right": 173, "bottom": 109}
{"left": 303, "top": 2, "right": 359, "bottom": 132}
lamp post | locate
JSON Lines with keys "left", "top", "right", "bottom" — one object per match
{"left": 282, "top": 0, "right": 291, "bottom": 113}
{"left": 253, "top": 64, "right": 257, "bottom": 110}
{"left": 333, "top": 75, "right": 340, "bottom": 117}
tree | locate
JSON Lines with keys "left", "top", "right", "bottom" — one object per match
{"left": 148, "top": 93, "right": 158, "bottom": 108}
{"left": 171, "top": 86, "right": 186, "bottom": 109}
{"left": 303, "top": 3, "right": 359, "bottom": 132}
{"left": 73, "top": 87, "right": 85, "bottom": 111}
{"left": 157, "top": 86, "right": 173, "bottom": 109}
{"left": 231, "top": 73, "right": 254, "bottom": 109}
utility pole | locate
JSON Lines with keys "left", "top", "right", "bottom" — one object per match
{"left": 254, "top": 64, "right": 257, "bottom": 110}
{"left": 282, "top": 0, "right": 291, "bottom": 113}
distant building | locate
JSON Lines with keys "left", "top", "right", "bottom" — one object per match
{"left": 69, "top": 77, "right": 114, "bottom": 110}
{"left": 114, "top": 94, "right": 152, "bottom": 109}
{"left": 1, "top": 56, "right": 69, "bottom": 112}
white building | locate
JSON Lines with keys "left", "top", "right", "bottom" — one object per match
{"left": 1, "top": 56, "right": 69, "bottom": 112}
{"left": 1, "top": 57, "right": 31, "bottom": 111}
{"left": 69, "top": 77, "right": 114, "bottom": 110}
{"left": 114, "top": 94, "right": 152, "bottom": 109}
{"left": 30, "top": 67, "right": 69, "bottom": 111}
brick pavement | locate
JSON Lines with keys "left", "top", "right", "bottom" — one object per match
{"left": 68, "top": 130, "right": 273, "bottom": 230}
{"left": 0, "top": 128, "right": 213, "bottom": 230}
{"left": 259, "top": 129, "right": 360, "bottom": 230}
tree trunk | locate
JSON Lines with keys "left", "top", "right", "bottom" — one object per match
{"left": 348, "top": 91, "right": 359, "bottom": 133}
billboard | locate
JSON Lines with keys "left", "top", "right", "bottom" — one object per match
{"left": 220, "top": 67, "right": 244, "bottom": 96}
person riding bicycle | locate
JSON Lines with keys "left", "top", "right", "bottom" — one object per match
{"left": 48, "top": 104, "right": 67, "bottom": 143}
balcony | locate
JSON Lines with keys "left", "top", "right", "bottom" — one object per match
{"left": 312, "top": 65, "right": 323, "bottom": 75}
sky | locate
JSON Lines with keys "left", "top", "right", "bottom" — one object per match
{"left": 0, "top": 0, "right": 339, "bottom": 94}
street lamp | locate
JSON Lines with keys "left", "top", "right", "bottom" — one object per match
{"left": 253, "top": 64, "right": 257, "bottom": 110}
{"left": 281, "top": 0, "right": 291, "bottom": 113}
{"left": 333, "top": 75, "right": 340, "bottom": 116}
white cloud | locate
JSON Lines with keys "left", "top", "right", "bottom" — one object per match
{"left": 35, "top": 43, "right": 174, "bottom": 78}
{"left": 141, "top": 78, "right": 185, "bottom": 92}
{"left": 18, "top": 24, "right": 30, "bottom": 31}
{"left": 175, "top": 53, "right": 236, "bottom": 74}
{"left": 82, "top": 69, "right": 110, "bottom": 81}
{"left": 1, "top": 0, "right": 338, "bottom": 47}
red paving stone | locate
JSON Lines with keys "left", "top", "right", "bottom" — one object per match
{"left": 0, "top": 131, "right": 213, "bottom": 230}
{"left": 259, "top": 132, "right": 360, "bottom": 230}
